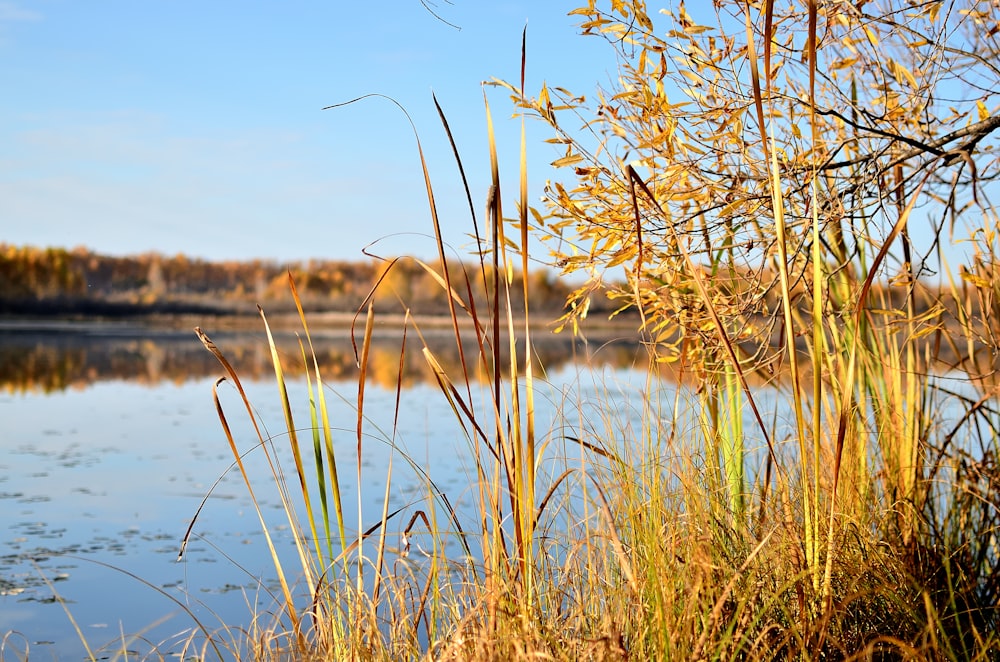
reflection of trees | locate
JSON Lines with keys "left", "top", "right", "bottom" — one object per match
{"left": 0, "top": 327, "right": 647, "bottom": 394}
{"left": 3, "top": 317, "right": 991, "bottom": 394}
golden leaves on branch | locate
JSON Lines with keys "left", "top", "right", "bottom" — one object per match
{"left": 517, "top": 1, "right": 1000, "bottom": 376}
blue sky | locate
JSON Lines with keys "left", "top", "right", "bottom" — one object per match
{"left": 2, "top": 1, "right": 991, "bottom": 274}
{"left": 0, "top": 1, "right": 616, "bottom": 263}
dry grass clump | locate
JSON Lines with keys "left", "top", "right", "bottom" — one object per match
{"left": 50, "top": 2, "right": 997, "bottom": 660}
{"left": 185, "top": 300, "right": 999, "bottom": 660}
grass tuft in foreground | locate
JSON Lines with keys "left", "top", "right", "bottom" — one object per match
{"left": 185, "top": 4, "right": 999, "bottom": 659}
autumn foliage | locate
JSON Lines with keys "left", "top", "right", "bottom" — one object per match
{"left": 0, "top": 243, "right": 589, "bottom": 319}
{"left": 510, "top": 0, "right": 999, "bottom": 376}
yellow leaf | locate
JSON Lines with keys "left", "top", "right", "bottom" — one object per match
{"left": 977, "top": 100, "right": 989, "bottom": 121}
{"left": 895, "top": 61, "right": 919, "bottom": 90}
{"left": 862, "top": 25, "right": 880, "bottom": 47}
{"left": 552, "top": 153, "right": 585, "bottom": 168}
{"left": 679, "top": 69, "right": 701, "bottom": 85}
{"left": 962, "top": 271, "right": 991, "bottom": 288}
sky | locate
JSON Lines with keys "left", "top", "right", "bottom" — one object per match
{"left": 0, "top": 1, "right": 617, "bottom": 264}
{"left": 2, "top": 1, "right": 992, "bottom": 274}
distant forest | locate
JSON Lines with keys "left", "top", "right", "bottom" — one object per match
{"left": 0, "top": 243, "right": 612, "bottom": 321}
{"left": 1, "top": 243, "right": 996, "bottom": 372}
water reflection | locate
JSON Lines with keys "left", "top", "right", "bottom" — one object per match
{"left": 0, "top": 320, "right": 648, "bottom": 394}
{"left": 2, "top": 320, "right": 996, "bottom": 657}
{"left": 0, "top": 321, "right": 653, "bottom": 658}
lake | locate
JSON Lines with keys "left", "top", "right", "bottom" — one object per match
{"left": 3, "top": 319, "right": 992, "bottom": 659}
{"left": 0, "top": 319, "right": 654, "bottom": 659}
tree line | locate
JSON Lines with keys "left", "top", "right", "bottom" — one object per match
{"left": 0, "top": 243, "right": 619, "bottom": 320}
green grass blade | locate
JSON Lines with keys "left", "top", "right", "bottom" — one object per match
{"left": 288, "top": 272, "right": 346, "bottom": 560}
{"left": 259, "top": 306, "right": 321, "bottom": 590}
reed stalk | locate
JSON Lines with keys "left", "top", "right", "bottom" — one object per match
{"left": 174, "top": 4, "right": 1000, "bottom": 658}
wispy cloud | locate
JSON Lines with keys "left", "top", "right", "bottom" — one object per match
{"left": 0, "top": 109, "right": 431, "bottom": 260}
{"left": 0, "top": 2, "right": 41, "bottom": 22}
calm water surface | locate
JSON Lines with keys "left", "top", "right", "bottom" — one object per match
{"left": 6, "top": 322, "right": 990, "bottom": 658}
{"left": 0, "top": 322, "right": 653, "bottom": 658}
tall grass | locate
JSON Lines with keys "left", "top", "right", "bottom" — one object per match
{"left": 184, "top": 19, "right": 999, "bottom": 662}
